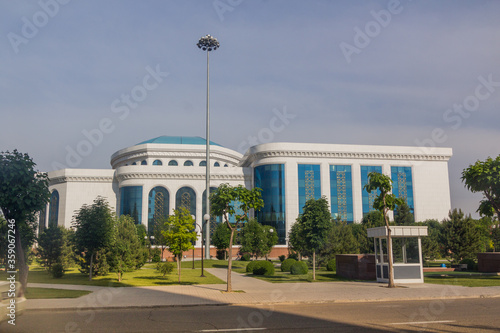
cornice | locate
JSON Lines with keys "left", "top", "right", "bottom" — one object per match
{"left": 111, "top": 151, "right": 240, "bottom": 168}
{"left": 241, "top": 150, "right": 452, "bottom": 166}
{"left": 116, "top": 172, "right": 248, "bottom": 182}
{"left": 49, "top": 176, "right": 114, "bottom": 185}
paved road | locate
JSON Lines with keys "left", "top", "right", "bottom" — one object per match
{"left": 3, "top": 298, "right": 500, "bottom": 332}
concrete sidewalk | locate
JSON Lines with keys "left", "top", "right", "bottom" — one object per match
{"left": 25, "top": 268, "right": 500, "bottom": 311}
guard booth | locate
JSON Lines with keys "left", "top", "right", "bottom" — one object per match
{"left": 367, "top": 226, "right": 427, "bottom": 284}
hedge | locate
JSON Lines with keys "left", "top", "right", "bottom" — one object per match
{"left": 252, "top": 261, "right": 275, "bottom": 276}
{"left": 281, "top": 258, "right": 297, "bottom": 272}
{"left": 290, "top": 261, "right": 308, "bottom": 275}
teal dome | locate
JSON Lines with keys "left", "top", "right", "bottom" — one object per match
{"left": 136, "top": 136, "right": 222, "bottom": 146}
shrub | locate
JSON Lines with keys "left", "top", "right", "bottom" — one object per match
{"left": 240, "top": 253, "right": 251, "bottom": 261}
{"left": 278, "top": 255, "right": 286, "bottom": 262}
{"left": 151, "top": 248, "right": 162, "bottom": 263}
{"left": 252, "top": 261, "right": 275, "bottom": 276}
{"left": 156, "top": 262, "right": 175, "bottom": 277}
{"left": 326, "top": 258, "right": 336, "bottom": 272}
{"left": 51, "top": 263, "right": 65, "bottom": 278}
{"left": 287, "top": 252, "right": 299, "bottom": 261}
{"left": 246, "top": 260, "right": 259, "bottom": 273}
{"left": 459, "top": 258, "right": 477, "bottom": 271}
{"left": 281, "top": 258, "right": 297, "bottom": 272}
{"left": 290, "top": 261, "right": 308, "bottom": 275}
{"left": 216, "top": 250, "right": 227, "bottom": 260}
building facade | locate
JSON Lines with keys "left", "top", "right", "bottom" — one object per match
{"left": 41, "top": 136, "right": 453, "bottom": 249}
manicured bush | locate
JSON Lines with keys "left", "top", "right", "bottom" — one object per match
{"left": 246, "top": 260, "right": 259, "bottom": 273}
{"left": 278, "top": 255, "right": 286, "bottom": 262}
{"left": 252, "top": 261, "right": 275, "bottom": 276}
{"left": 156, "top": 262, "right": 175, "bottom": 277}
{"left": 51, "top": 263, "right": 65, "bottom": 278}
{"left": 290, "top": 261, "right": 308, "bottom": 275}
{"left": 326, "top": 258, "right": 336, "bottom": 272}
{"left": 240, "top": 253, "right": 251, "bottom": 261}
{"left": 287, "top": 252, "right": 299, "bottom": 261}
{"left": 281, "top": 258, "right": 297, "bottom": 272}
{"left": 459, "top": 258, "right": 477, "bottom": 271}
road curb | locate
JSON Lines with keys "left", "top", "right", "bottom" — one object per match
{"left": 25, "top": 293, "right": 500, "bottom": 312}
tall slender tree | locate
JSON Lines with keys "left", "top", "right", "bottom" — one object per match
{"left": 0, "top": 150, "right": 50, "bottom": 296}
{"left": 162, "top": 207, "right": 198, "bottom": 283}
{"left": 364, "top": 172, "right": 404, "bottom": 288}
{"left": 73, "top": 197, "right": 115, "bottom": 281}
{"left": 296, "top": 197, "right": 332, "bottom": 280}
{"left": 210, "top": 184, "right": 264, "bottom": 292}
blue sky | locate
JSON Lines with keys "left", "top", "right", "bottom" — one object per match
{"left": 1, "top": 0, "right": 499, "bottom": 218}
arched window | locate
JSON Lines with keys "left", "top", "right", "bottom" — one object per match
{"left": 153, "top": 160, "right": 162, "bottom": 166}
{"left": 48, "top": 190, "right": 59, "bottom": 227}
{"left": 148, "top": 187, "right": 169, "bottom": 233}
{"left": 214, "top": 162, "right": 220, "bottom": 167}
{"left": 224, "top": 164, "right": 228, "bottom": 167}
{"left": 168, "top": 160, "right": 178, "bottom": 166}
{"left": 199, "top": 160, "right": 207, "bottom": 167}
{"left": 175, "top": 187, "right": 196, "bottom": 217}
{"left": 141, "top": 160, "right": 147, "bottom": 165}
{"left": 38, "top": 207, "right": 47, "bottom": 233}
{"left": 184, "top": 160, "right": 194, "bottom": 166}
{"left": 203, "top": 187, "right": 222, "bottom": 238}
{"left": 132, "top": 162, "right": 137, "bottom": 165}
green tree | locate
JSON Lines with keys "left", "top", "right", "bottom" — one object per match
{"left": 296, "top": 197, "right": 332, "bottom": 280}
{"left": 462, "top": 155, "right": 500, "bottom": 221}
{"left": 162, "top": 207, "right": 198, "bottom": 283}
{"left": 419, "top": 219, "right": 443, "bottom": 261}
{"left": 288, "top": 219, "right": 306, "bottom": 259}
{"left": 262, "top": 225, "right": 278, "bottom": 260}
{"left": 364, "top": 172, "right": 404, "bottom": 288}
{"left": 108, "top": 215, "right": 143, "bottom": 282}
{"left": 442, "top": 209, "right": 482, "bottom": 263}
{"left": 210, "top": 183, "right": 264, "bottom": 292}
{"left": 0, "top": 150, "right": 50, "bottom": 295}
{"left": 353, "top": 211, "right": 385, "bottom": 254}
{"left": 73, "top": 197, "right": 115, "bottom": 281}
{"left": 240, "top": 219, "right": 278, "bottom": 260}
{"left": 212, "top": 222, "right": 231, "bottom": 260}
{"left": 394, "top": 201, "right": 414, "bottom": 225}
{"left": 37, "top": 226, "right": 75, "bottom": 271}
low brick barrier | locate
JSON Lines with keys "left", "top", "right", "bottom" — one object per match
{"left": 336, "top": 254, "right": 376, "bottom": 280}
{"left": 478, "top": 252, "right": 500, "bottom": 273}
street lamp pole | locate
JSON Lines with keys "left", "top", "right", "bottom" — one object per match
{"left": 197, "top": 34, "right": 219, "bottom": 260}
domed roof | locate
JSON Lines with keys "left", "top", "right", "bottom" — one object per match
{"left": 136, "top": 136, "right": 222, "bottom": 146}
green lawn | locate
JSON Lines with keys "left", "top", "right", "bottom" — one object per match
{"left": 25, "top": 287, "right": 92, "bottom": 299}
{"left": 424, "top": 272, "right": 500, "bottom": 287}
{"left": 0, "top": 262, "right": 225, "bottom": 287}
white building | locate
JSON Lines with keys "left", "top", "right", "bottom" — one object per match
{"left": 40, "top": 136, "right": 452, "bottom": 249}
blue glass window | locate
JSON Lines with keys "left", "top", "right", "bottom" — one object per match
{"left": 298, "top": 164, "right": 321, "bottom": 214}
{"left": 330, "top": 165, "right": 354, "bottom": 223}
{"left": 199, "top": 160, "right": 207, "bottom": 167}
{"left": 168, "top": 160, "right": 178, "bottom": 166}
{"left": 153, "top": 160, "right": 162, "bottom": 166}
{"left": 184, "top": 160, "right": 194, "bottom": 166}
{"left": 148, "top": 187, "right": 169, "bottom": 233}
{"left": 214, "top": 162, "right": 220, "bottom": 167}
{"left": 48, "top": 190, "right": 59, "bottom": 227}
{"left": 120, "top": 186, "right": 143, "bottom": 224}
{"left": 254, "top": 164, "right": 286, "bottom": 244}
{"left": 141, "top": 160, "right": 147, "bottom": 165}
{"left": 176, "top": 187, "right": 196, "bottom": 217}
{"left": 224, "top": 164, "right": 228, "bottom": 167}
{"left": 391, "top": 166, "right": 414, "bottom": 213}
{"left": 361, "top": 166, "right": 382, "bottom": 216}
{"left": 132, "top": 162, "right": 137, "bottom": 165}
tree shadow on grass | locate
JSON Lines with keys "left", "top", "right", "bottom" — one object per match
{"left": 132, "top": 275, "right": 196, "bottom": 285}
